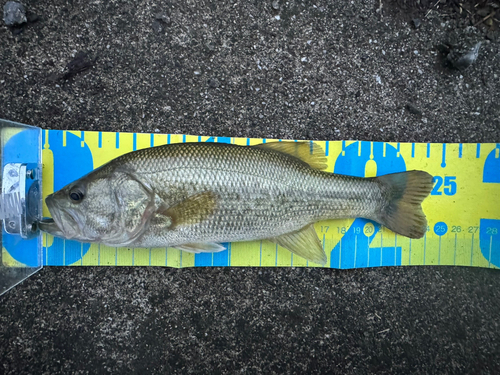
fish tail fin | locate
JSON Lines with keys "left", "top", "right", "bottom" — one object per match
{"left": 375, "top": 170, "right": 433, "bottom": 239}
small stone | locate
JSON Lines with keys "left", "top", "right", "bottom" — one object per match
{"left": 208, "top": 78, "right": 219, "bottom": 88}
{"left": 63, "top": 51, "right": 93, "bottom": 80}
{"left": 26, "top": 13, "right": 39, "bottom": 23}
{"left": 476, "top": 7, "right": 490, "bottom": 17}
{"left": 486, "top": 31, "right": 498, "bottom": 42}
{"left": 436, "top": 44, "right": 451, "bottom": 55}
{"left": 272, "top": 0, "right": 280, "bottom": 10}
{"left": 3, "top": 1, "right": 26, "bottom": 26}
{"left": 412, "top": 18, "right": 421, "bottom": 29}
{"left": 155, "top": 12, "right": 171, "bottom": 24}
{"left": 152, "top": 20, "right": 162, "bottom": 33}
{"left": 12, "top": 26, "right": 23, "bottom": 35}
{"left": 406, "top": 103, "right": 422, "bottom": 116}
{"left": 448, "top": 42, "right": 482, "bottom": 70}
{"left": 205, "top": 41, "right": 215, "bottom": 52}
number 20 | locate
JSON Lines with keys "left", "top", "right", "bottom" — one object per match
{"left": 431, "top": 176, "right": 457, "bottom": 196}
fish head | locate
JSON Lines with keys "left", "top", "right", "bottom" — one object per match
{"left": 40, "top": 169, "right": 155, "bottom": 246}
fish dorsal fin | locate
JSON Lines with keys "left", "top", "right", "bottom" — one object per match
{"left": 268, "top": 224, "right": 327, "bottom": 265}
{"left": 255, "top": 141, "right": 328, "bottom": 171}
{"left": 173, "top": 242, "right": 226, "bottom": 253}
{"left": 158, "top": 191, "right": 217, "bottom": 229}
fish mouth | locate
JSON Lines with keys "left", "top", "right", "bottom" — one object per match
{"left": 37, "top": 217, "right": 63, "bottom": 237}
{"left": 40, "top": 195, "right": 83, "bottom": 240}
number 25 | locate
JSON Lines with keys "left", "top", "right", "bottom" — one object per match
{"left": 431, "top": 176, "right": 457, "bottom": 196}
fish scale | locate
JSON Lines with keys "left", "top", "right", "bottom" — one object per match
{"left": 114, "top": 143, "right": 382, "bottom": 247}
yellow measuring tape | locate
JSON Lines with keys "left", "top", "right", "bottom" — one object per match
{"left": 4, "top": 129, "right": 500, "bottom": 269}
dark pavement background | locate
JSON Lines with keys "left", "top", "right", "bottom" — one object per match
{"left": 1, "top": 0, "right": 499, "bottom": 373}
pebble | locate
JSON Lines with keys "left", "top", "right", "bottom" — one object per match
{"left": 450, "top": 42, "right": 482, "bottom": 70}
{"left": 152, "top": 20, "right": 162, "bottom": 34}
{"left": 155, "top": 12, "right": 171, "bottom": 25}
{"left": 476, "top": 7, "right": 490, "bottom": 17}
{"left": 272, "top": 1, "right": 280, "bottom": 10}
{"left": 406, "top": 103, "right": 422, "bottom": 116}
{"left": 205, "top": 41, "right": 215, "bottom": 52}
{"left": 412, "top": 18, "right": 421, "bottom": 29}
{"left": 208, "top": 78, "right": 219, "bottom": 88}
{"left": 3, "top": 1, "right": 26, "bottom": 26}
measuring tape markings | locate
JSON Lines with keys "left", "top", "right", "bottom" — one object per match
{"left": 2, "top": 129, "right": 499, "bottom": 269}
{"left": 32, "top": 133, "right": 500, "bottom": 268}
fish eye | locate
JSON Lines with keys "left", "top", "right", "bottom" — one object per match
{"left": 69, "top": 188, "right": 84, "bottom": 203}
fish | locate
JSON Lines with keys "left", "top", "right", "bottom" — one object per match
{"left": 38, "top": 141, "right": 433, "bottom": 265}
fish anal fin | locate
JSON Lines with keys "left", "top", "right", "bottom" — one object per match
{"left": 173, "top": 242, "right": 226, "bottom": 253}
{"left": 158, "top": 191, "right": 217, "bottom": 229}
{"left": 255, "top": 141, "right": 328, "bottom": 171}
{"left": 269, "top": 224, "right": 327, "bottom": 265}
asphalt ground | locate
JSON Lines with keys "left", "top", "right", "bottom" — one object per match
{"left": 1, "top": 0, "right": 499, "bottom": 373}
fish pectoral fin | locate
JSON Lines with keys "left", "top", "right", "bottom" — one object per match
{"left": 269, "top": 224, "right": 327, "bottom": 265}
{"left": 158, "top": 191, "right": 217, "bottom": 229}
{"left": 173, "top": 242, "right": 226, "bottom": 253}
{"left": 150, "top": 213, "right": 173, "bottom": 227}
{"left": 255, "top": 141, "right": 328, "bottom": 171}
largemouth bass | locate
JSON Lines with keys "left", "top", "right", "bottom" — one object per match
{"left": 39, "top": 142, "right": 433, "bottom": 265}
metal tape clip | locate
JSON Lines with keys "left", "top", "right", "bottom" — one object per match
{"left": 2, "top": 163, "right": 41, "bottom": 239}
